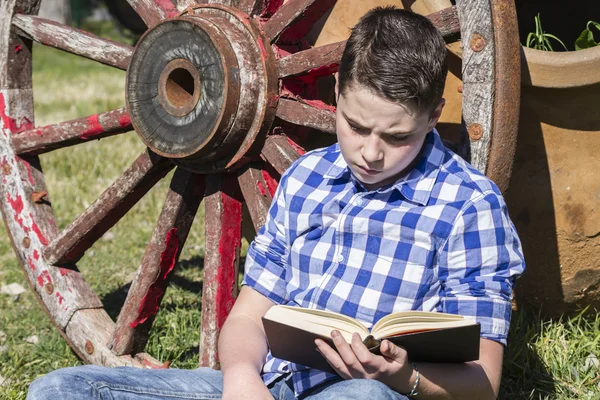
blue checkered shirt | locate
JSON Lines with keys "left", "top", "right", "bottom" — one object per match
{"left": 242, "top": 129, "right": 525, "bottom": 396}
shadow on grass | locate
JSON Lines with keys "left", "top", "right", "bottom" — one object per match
{"left": 500, "top": 310, "right": 557, "bottom": 399}
{"left": 101, "top": 256, "right": 246, "bottom": 320}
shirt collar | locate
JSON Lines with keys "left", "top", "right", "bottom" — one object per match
{"left": 323, "top": 129, "right": 445, "bottom": 205}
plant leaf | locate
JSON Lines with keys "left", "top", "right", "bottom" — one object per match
{"left": 545, "top": 34, "right": 568, "bottom": 51}
{"left": 575, "top": 29, "right": 597, "bottom": 50}
{"left": 587, "top": 21, "right": 600, "bottom": 32}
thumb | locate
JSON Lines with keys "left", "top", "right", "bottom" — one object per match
{"left": 381, "top": 340, "right": 407, "bottom": 362}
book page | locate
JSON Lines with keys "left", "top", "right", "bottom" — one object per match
{"left": 371, "top": 311, "right": 464, "bottom": 333}
{"left": 263, "top": 306, "right": 370, "bottom": 341}
{"left": 373, "top": 319, "right": 477, "bottom": 340}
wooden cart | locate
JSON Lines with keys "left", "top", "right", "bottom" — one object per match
{"left": 0, "top": 0, "right": 520, "bottom": 369}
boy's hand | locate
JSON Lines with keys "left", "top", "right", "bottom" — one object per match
{"left": 315, "top": 330, "right": 414, "bottom": 393}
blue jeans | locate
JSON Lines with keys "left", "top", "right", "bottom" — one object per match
{"left": 27, "top": 365, "right": 408, "bottom": 399}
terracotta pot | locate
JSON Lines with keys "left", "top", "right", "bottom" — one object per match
{"left": 506, "top": 46, "right": 600, "bottom": 315}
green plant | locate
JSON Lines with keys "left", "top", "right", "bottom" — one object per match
{"left": 526, "top": 13, "right": 568, "bottom": 51}
{"left": 575, "top": 21, "right": 600, "bottom": 50}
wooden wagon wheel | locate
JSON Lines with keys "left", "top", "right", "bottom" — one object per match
{"left": 0, "top": 0, "right": 520, "bottom": 368}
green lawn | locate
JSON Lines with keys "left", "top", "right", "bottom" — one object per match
{"left": 0, "top": 39, "right": 599, "bottom": 400}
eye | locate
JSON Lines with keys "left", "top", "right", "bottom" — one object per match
{"left": 349, "top": 124, "right": 368, "bottom": 135}
{"left": 387, "top": 135, "right": 410, "bottom": 144}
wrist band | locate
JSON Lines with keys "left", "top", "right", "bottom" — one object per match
{"left": 406, "top": 362, "right": 420, "bottom": 398}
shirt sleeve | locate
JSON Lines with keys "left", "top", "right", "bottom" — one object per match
{"left": 438, "top": 191, "right": 525, "bottom": 345}
{"left": 241, "top": 172, "right": 290, "bottom": 305}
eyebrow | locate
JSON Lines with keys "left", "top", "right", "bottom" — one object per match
{"left": 343, "top": 112, "right": 414, "bottom": 136}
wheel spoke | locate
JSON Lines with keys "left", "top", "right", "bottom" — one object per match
{"left": 12, "top": 15, "right": 133, "bottom": 70}
{"left": 109, "top": 168, "right": 205, "bottom": 356}
{"left": 262, "top": 0, "right": 337, "bottom": 43}
{"left": 237, "top": 165, "right": 272, "bottom": 232}
{"left": 125, "top": 0, "right": 179, "bottom": 28}
{"left": 278, "top": 40, "right": 345, "bottom": 79}
{"left": 42, "top": 150, "right": 173, "bottom": 266}
{"left": 426, "top": 5, "right": 461, "bottom": 43}
{"left": 261, "top": 134, "right": 304, "bottom": 175}
{"left": 276, "top": 98, "right": 336, "bottom": 134}
{"left": 13, "top": 107, "right": 131, "bottom": 156}
{"left": 200, "top": 174, "right": 243, "bottom": 368}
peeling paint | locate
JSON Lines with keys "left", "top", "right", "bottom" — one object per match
{"left": 80, "top": 115, "right": 104, "bottom": 140}
{"left": 30, "top": 215, "right": 48, "bottom": 245}
{"left": 36, "top": 270, "right": 52, "bottom": 287}
{"left": 119, "top": 114, "right": 131, "bottom": 128}
{"left": 33, "top": 249, "right": 39, "bottom": 260}
{"left": 130, "top": 228, "right": 179, "bottom": 328}
{"left": 7, "top": 193, "right": 28, "bottom": 233}
{"left": 261, "top": 169, "right": 278, "bottom": 197}
{"left": 0, "top": 93, "right": 34, "bottom": 133}
{"left": 55, "top": 291, "right": 64, "bottom": 305}
{"left": 257, "top": 180, "right": 267, "bottom": 196}
{"left": 19, "top": 158, "right": 35, "bottom": 185}
{"left": 60, "top": 268, "right": 70, "bottom": 276}
{"left": 286, "top": 137, "right": 306, "bottom": 155}
{"left": 154, "top": 0, "right": 179, "bottom": 17}
{"left": 27, "top": 256, "right": 35, "bottom": 271}
{"left": 262, "top": 0, "right": 284, "bottom": 17}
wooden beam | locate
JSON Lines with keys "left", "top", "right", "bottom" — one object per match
{"left": 278, "top": 41, "right": 345, "bottom": 79}
{"left": 261, "top": 134, "right": 303, "bottom": 175}
{"left": 42, "top": 150, "right": 173, "bottom": 266}
{"left": 13, "top": 107, "right": 131, "bottom": 155}
{"left": 12, "top": 14, "right": 133, "bottom": 70}
{"left": 125, "top": 0, "right": 178, "bottom": 28}
{"left": 109, "top": 168, "right": 205, "bottom": 356}
{"left": 276, "top": 98, "right": 336, "bottom": 134}
{"left": 238, "top": 165, "right": 272, "bottom": 232}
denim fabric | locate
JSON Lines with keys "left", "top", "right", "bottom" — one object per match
{"left": 27, "top": 365, "right": 408, "bottom": 400}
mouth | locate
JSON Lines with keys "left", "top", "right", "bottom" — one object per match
{"left": 357, "top": 165, "right": 381, "bottom": 176}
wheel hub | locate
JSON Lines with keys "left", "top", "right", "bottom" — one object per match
{"left": 126, "top": 5, "right": 279, "bottom": 173}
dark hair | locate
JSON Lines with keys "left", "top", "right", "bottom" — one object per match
{"left": 338, "top": 6, "right": 448, "bottom": 114}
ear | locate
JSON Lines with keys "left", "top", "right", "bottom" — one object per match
{"left": 427, "top": 98, "right": 445, "bottom": 131}
{"left": 334, "top": 72, "right": 339, "bottom": 99}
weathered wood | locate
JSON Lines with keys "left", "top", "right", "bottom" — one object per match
{"left": 65, "top": 309, "right": 149, "bottom": 367}
{"left": 13, "top": 107, "right": 131, "bottom": 155}
{"left": 109, "top": 168, "right": 205, "bottom": 356}
{"left": 42, "top": 150, "right": 173, "bottom": 266}
{"left": 485, "top": 0, "right": 520, "bottom": 193}
{"left": 262, "top": 0, "right": 336, "bottom": 43}
{"left": 261, "top": 134, "right": 304, "bottom": 175}
{"left": 455, "top": 0, "right": 495, "bottom": 173}
{"left": 276, "top": 98, "right": 336, "bottom": 134}
{"left": 12, "top": 14, "right": 133, "bottom": 70}
{"left": 1, "top": 0, "right": 104, "bottom": 331}
{"left": 200, "top": 174, "right": 243, "bottom": 368}
{"left": 278, "top": 41, "right": 345, "bottom": 79}
{"left": 125, "top": 0, "right": 178, "bottom": 27}
{"left": 426, "top": 5, "right": 461, "bottom": 43}
{"left": 238, "top": 165, "right": 272, "bottom": 232}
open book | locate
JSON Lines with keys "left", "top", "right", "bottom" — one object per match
{"left": 262, "top": 305, "right": 480, "bottom": 373}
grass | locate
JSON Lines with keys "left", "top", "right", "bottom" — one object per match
{"left": 1, "top": 27, "right": 599, "bottom": 400}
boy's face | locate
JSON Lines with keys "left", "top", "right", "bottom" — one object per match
{"left": 335, "top": 83, "right": 444, "bottom": 190}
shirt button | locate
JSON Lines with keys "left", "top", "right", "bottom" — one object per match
{"left": 337, "top": 254, "right": 344, "bottom": 262}
{"left": 356, "top": 198, "right": 363, "bottom": 206}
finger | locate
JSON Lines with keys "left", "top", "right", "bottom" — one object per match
{"left": 330, "top": 330, "right": 363, "bottom": 375}
{"left": 350, "top": 333, "right": 383, "bottom": 373}
{"left": 380, "top": 340, "right": 408, "bottom": 364}
{"left": 315, "top": 338, "right": 352, "bottom": 379}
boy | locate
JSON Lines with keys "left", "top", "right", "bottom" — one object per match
{"left": 28, "top": 6, "right": 524, "bottom": 400}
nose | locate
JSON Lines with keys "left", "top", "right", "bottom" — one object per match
{"left": 361, "top": 134, "right": 384, "bottom": 164}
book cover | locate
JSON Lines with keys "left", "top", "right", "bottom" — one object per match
{"left": 262, "top": 318, "right": 481, "bottom": 374}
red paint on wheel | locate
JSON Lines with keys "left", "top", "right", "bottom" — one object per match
{"left": 30, "top": 216, "right": 48, "bottom": 245}
{"left": 154, "top": 0, "right": 179, "bottom": 17}
{"left": 60, "top": 268, "right": 70, "bottom": 276}
{"left": 7, "top": 193, "right": 28, "bottom": 233}
{"left": 27, "top": 256, "right": 36, "bottom": 271}
{"left": 261, "top": 170, "right": 279, "bottom": 197}
{"left": 33, "top": 249, "right": 40, "bottom": 260}
{"left": 15, "top": 45, "right": 22, "bottom": 53}
{"left": 130, "top": 228, "right": 179, "bottom": 328}
{"left": 19, "top": 158, "right": 35, "bottom": 185}
{"left": 80, "top": 115, "right": 104, "bottom": 140}
{"left": 286, "top": 137, "right": 306, "bottom": 155}
{"left": 36, "top": 270, "right": 52, "bottom": 287}
{"left": 262, "top": 0, "right": 284, "bottom": 17}
{"left": 119, "top": 114, "right": 131, "bottom": 128}
{"left": 215, "top": 192, "right": 242, "bottom": 329}
{"left": 0, "top": 94, "right": 34, "bottom": 133}
{"left": 55, "top": 291, "right": 64, "bottom": 305}
{"left": 257, "top": 180, "right": 267, "bottom": 196}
